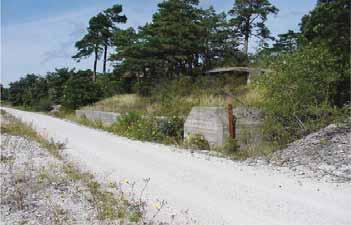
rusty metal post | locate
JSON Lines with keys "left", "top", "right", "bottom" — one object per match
{"left": 226, "top": 96, "right": 235, "bottom": 139}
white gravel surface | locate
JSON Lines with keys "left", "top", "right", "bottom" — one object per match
{"left": 3, "top": 107, "right": 351, "bottom": 225}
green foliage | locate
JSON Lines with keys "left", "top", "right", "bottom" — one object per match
{"left": 109, "top": 112, "right": 164, "bottom": 142}
{"left": 108, "top": 112, "right": 184, "bottom": 144}
{"left": 183, "top": 133, "right": 210, "bottom": 150}
{"left": 220, "top": 138, "right": 240, "bottom": 154}
{"left": 8, "top": 74, "right": 50, "bottom": 110}
{"left": 87, "top": 75, "right": 249, "bottom": 117}
{"left": 33, "top": 97, "right": 53, "bottom": 112}
{"left": 157, "top": 116, "right": 184, "bottom": 141}
{"left": 148, "top": 75, "right": 247, "bottom": 116}
{"left": 258, "top": 30, "right": 302, "bottom": 57}
{"left": 0, "top": 84, "right": 9, "bottom": 101}
{"left": 6, "top": 68, "right": 124, "bottom": 111}
{"left": 111, "top": 0, "right": 246, "bottom": 85}
{"left": 300, "top": 0, "right": 350, "bottom": 63}
{"left": 63, "top": 71, "right": 102, "bottom": 109}
{"left": 47, "top": 68, "right": 73, "bottom": 104}
{"left": 256, "top": 44, "right": 350, "bottom": 145}
{"left": 228, "top": 0, "right": 279, "bottom": 55}
{"left": 96, "top": 73, "right": 127, "bottom": 97}
{"left": 73, "top": 4, "right": 127, "bottom": 76}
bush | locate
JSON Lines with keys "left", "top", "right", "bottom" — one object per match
{"left": 109, "top": 112, "right": 165, "bottom": 142}
{"left": 108, "top": 112, "right": 184, "bottom": 144}
{"left": 183, "top": 133, "right": 210, "bottom": 150}
{"left": 221, "top": 138, "right": 239, "bottom": 154}
{"left": 256, "top": 44, "right": 350, "bottom": 145}
{"left": 47, "top": 68, "right": 73, "bottom": 104}
{"left": 33, "top": 98, "right": 53, "bottom": 112}
{"left": 96, "top": 73, "right": 129, "bottom": 98}
{"left": 63, "top": 71, "right": 102, "bottom": 109}
{"left": 8, "top": 74, "right": 48, "bottom": 108}
{"left": 157, "top": 116, "right": 184, "bottom": 140}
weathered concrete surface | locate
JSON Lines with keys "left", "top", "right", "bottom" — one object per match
{"left": 184, "top": 106, "right": 263, "bottom": 148}
{"left": 184, "top": 107, "right": 229, "bottom": 147}
{"left": 76, "top": 110, "right": 120, "bottom": 125}
{"left": 233, "top": 107, "right": 264, "bottom": 146}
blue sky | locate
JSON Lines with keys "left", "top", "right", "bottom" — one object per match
{"left": 1, "top": 0, "right": 317, "bottom": 86}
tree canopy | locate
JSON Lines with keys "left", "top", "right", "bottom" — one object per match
{"left": 73, "top": 4, "right": 127, "bottom": 81}
{"left": 228, "top": 0, "right": 278, "bottom": 56}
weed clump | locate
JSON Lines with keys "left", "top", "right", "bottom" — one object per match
{"left": 220, "top": 138, "right": 240, "bottom": 154}
{"left": 108, "top": 112, "right": 184, "bottom": 144}
{"left": 183, "top": 133, "right": 210, "bottom": 150}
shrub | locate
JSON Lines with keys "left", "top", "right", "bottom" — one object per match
{"left": 96, "top": 73, "right": 129, "bottom": 98}
{"left": 221, "top": 138, "right": 239, "bottom": 154}
{"left": 109, "top": 112, "right": 165, "bottom": 142}
{"left": 108, "top": 113, "right": 184, "bottom": 144}
{"left": 47, "top": 68, "right": 73, "bottom": 104}
{"left": 183, "top": 133, "right": 210, "bottom": 150}
{"left": 256, "top": 44, "right": 350, "bottom": 145}
{"left": 62, "top": 71, "right": 102, "bottom": 109}
{"left": 157, "top": 116, "right": 184, "bottom": 140}
{"left": 8, "top": 74, "right": 48, "bottom": 107}
{"left": 33, "top": 97, "right": 53, "bottom": 112}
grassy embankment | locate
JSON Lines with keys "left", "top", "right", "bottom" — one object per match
{"left": 53, "top": 75, "right": 274, "bottom": 159}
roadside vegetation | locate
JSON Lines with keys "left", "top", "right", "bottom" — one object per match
{"left": 1, "top": 0, "right": 349, "bottom": 158}
{"left": 1, "top": 110, "right": 166, "bottom": 224}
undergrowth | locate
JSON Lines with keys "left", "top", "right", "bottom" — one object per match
{"left": 83, "top": 75, "right": 262, "bottom": 117}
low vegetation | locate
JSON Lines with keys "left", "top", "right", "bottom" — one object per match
{"left": 0, "top": 110, "right": 163, "bottom": 224}
{"left": 83, "top": 76, "right": 252, "bottom": 117}
{"left": 1, "top": 110, "right": 64, "bottom": 159}
{"left": 183, "top": 133, "right": 210, "bottom": 151}
{"left": 256, "top": 44, "right": 350, "bottom": 146}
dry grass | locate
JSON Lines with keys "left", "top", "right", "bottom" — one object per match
{"left": 1, "top": 110, "right": 168, "bottom": 224}
{"left": 1, "top": 110, "right": 64, "bottom": 159}
{"left": 82, "top": 90, "right": 260, "bottom": 117}
{"left": 80, "top": 75, "right": 264, "bottom": 117}
{"left": 237, "top": 86, "right": 265, "bottom": 107}
{"left": 82, "top": 94, "right": 149, "bottom": 114}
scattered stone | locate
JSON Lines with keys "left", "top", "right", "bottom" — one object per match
{"left": 0, "top": 135, "right": 113, "bottom": 225}
{"left": 269, "top": 122, "right": 351, "bottom": 182}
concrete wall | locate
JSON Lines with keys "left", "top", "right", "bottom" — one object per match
{"left": 77, "top": 107, "right": 264, "bottom": 148}
{"left": 184, "top": 107, "right": 229, "bottom": 147}
{"left": 184, "top": 106, "right": 263, "bottom": 148}
{"left": 75, "top": 110, "right": 121, "bottom": 125}
{"left": 233, "top": 107, "right": 263, "bottom": 146}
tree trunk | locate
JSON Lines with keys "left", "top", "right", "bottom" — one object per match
{"left": 93, "top": 48, "right": 98, "bottom": 82}
{"left": 243, "top": 16, "right": 251, "bottom": 56}
{"left": 103, "top": 44, "right": 108, "bottom": 74}
{"left": 243, "top": 35, "right": 249, "bottom": 56}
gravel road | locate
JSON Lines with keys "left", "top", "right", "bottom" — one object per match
{"left": 2, "top": 107, "right": 351, "bottom": 225}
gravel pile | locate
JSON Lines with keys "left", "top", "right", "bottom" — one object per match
{"left": 0, "top": 134, "right": 115, "bottom": 225}
{"left": 269, "top": 122, "right": 351, "bottom": 182}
